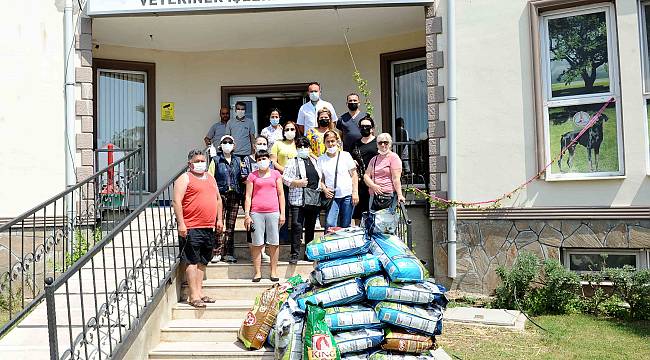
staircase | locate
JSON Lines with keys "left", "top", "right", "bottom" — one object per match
{"left": 148, "top": 214, "right": 320, "bottom": 360}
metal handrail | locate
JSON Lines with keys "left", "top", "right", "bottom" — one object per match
{"left": 45, "top": 166, "right": 186, "bottom": 359}
{"left": 0, "top": 148, "right": 144, "bottom": 337}
{"left": 0, "top": 149, "right": 142, "bottom": 231}
{"left": 398, "top": 201, "right": 414, "bottom": 250}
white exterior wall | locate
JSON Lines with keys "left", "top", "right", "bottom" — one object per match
{"left": 94, "top": 31, "right": 425, "bottom": 185}
{"left": 0, "top": 2, "right": 66, "bottom": 217}
{"left": 437, "top": 0, "right": 650, "bottom": 207}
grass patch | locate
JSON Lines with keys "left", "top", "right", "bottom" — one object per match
{"left": 438, "top": 314, "right": 650, "bottom": 359}
{"left": 551, "top": 79, "right": 609, "bottom": 98}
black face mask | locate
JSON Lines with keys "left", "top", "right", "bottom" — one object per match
{"left": 318, "top": 118, "right": 330, "bottom": 127}
{"left": 360, "top": 127, "right": 372, "bottom": 137}
{"left": 347, "top": 103, "right": 359, "bottom": 111}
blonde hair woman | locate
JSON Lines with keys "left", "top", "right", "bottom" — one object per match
{"left": 363, "top": 133, "right": 405, "bottom": 212}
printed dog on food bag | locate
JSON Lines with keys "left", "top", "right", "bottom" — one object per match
{"left": 557, "top": 113, "right": 608, "bottom": 172}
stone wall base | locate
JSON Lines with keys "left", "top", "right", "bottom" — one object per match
{"left": 432, "top": 219, "right": 650, "bottom": 294}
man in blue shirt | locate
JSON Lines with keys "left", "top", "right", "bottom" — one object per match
{"left": 204, "top": 105, "right": 230, "bottom": 146}
{"left": 337, "top": 93, "right": 366, "bottom": 152}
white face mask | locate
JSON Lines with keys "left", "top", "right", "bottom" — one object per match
{"left": 257, "top": 159, "right": 270, "bottom": 170}
{"left": 256, "top": 144, "right": 268, "bottom": 151}
{"left": 309, "top": 91, "right": 320, "bottom": 102}
{"left": 235, "top": 110, "right": 245, "bottom": 118}
{"left": 191, "top": 161, "right": 207, "bottom": 173}
{"left": 270, "top": 117, "right": 280, "bottom": 126}
{"left": 297, "top": 148, "right": 310, "bottom": 159}
{"left": 221, "top": 143, "right": 234, "bottom": 154}
{"left": 326, "top": 146, "right": 338, "bottom": 155}
{"left": 284, "top": 130, "right": 296, "bottom": 140}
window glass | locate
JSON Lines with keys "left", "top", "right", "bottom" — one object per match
{"left": 541, "top": 5, "right": 622, "bottom": 179}
{"left": 548, "top": 11, "right": 609, "bottom": 98}
{"left": 645, "top": 4, "right": 650, "bottom": 86}
{"left": 549, "top": 101, "right": 619, "bottom": 174}
{"left": 569, "top": 253, "right": 636, "bottom": 272}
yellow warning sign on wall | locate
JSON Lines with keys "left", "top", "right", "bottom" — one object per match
{"left": 161, "top": 102, "right": 175, "bottom": 121}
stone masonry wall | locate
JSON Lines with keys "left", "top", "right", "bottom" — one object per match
{"left": 76, "top": 16, "right": 93, "bottom": 184}
{"left": 432, "top": 219, "right": 650, "bottom": 294}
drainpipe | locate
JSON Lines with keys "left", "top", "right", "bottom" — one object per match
{"left": 446, "top": 0, "right": 457, "bottom": 279}
{"left": 64, "top": 0, "right": 76, "bottom": 247}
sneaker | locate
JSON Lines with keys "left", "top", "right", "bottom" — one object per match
{"left": 315, "top": 218, "right": 322, "bottom": 230}
{"left": 210, "top": 255, "right": 222, "bottom": 264}
{"left": 224, "top": 255, "right": 237, "bottom": 263}
{"left": 261, "top": 252, "right": 271, "bottom": 263}
{"left": 289, "top": 254, "right": 299, "bottom": 265}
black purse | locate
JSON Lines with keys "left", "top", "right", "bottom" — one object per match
{"left": 297, "top": 158, "right": 321, "bottom": 208}
{"left": 370, "top": 156, "right": 395, "bottom": 210}
{"left": 320, "top": 152, "right": 340, "bottom": 210}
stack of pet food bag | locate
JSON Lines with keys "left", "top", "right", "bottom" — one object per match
{"left": 238, "top": 210, "right": 449, "bottom": 360}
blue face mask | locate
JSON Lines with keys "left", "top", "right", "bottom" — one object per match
{"left": 297, "top": 148, "right": 310, "bottom": 159}
{"left": 270, "top": 117, "right": 280, "bottom": 126}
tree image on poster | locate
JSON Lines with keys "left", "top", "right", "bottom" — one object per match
{"left": 548, "top": 11, "right": 609, "bottom": 98}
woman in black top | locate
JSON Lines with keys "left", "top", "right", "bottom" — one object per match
{"left": 351, "top": 115, "right": 378, "bottom": 223}
{"left": 282, "top": 137, "right": 322, "bottom": 263}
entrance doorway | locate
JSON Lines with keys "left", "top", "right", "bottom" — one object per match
{"left": 222, "top": 83, "right": 309, "bottom": 135}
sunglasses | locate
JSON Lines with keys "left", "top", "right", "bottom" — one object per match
{"left": 318, "top": 118, "right": 331, "bottom": 121}
{"left": 378, "top": 141, "right": 390, "bottom": 146}
{"left": 221, "top": 140, "right": 234, "bottom": 144}
{"left": 360, "top": 125, "right": 372, "bottom": 130}
{"left": 285, "top": 128, "right": 296, "bottom": 131}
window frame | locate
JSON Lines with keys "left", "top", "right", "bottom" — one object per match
{"left": 639, "top": 1, "right": 650, "bottom": 175}
{"left": 537, "top": 3, "right": 625, "bottom": 180}
{"left": 562, "top": 248, "right": 649, "bottom": 274}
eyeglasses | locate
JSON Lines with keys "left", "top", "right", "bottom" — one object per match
{"left": 221, "top": 140, "right": 234, "bottom": 144}
{"left": 378, "top": 141, "right": 390, "bottom": 146}
{"left": 285, "top": 128, "right": 296, "bottom": 131}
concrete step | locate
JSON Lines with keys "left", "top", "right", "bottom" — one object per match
{"left": 181, "top": 279, "right": 288, "bottom": 300}
{"left": 172, "top": 300, "right": 254, "bottom": 320}
{"left": 205, "top": 261, "right": 313, "bottom": 279}
{"left": 231, "top": 229, "right": 325, "bottom": 244}
{"left": 149, "top": 341, "right": 273, "bottom": 360}
{"left": 231, "top": 244, "right": 305, "bottom": 262}
{"left": 160, "top": 319, "right": 241, "bottom": 342}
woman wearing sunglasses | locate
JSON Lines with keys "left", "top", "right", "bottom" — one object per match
{"left": 351, "top": 115, "right": 378, "bottom": 224}
{"left": 363, "top": 133, "right": 406, "bottom": 212}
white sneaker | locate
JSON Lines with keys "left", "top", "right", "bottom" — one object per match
{"left": 261, "top": 252, "right": 271, "bottom": 263}
{"left": 211, "top": 255, "right": 222, "bottom": 264}
{"left": 315, "top": 218, "right": 322, "bottom": 230}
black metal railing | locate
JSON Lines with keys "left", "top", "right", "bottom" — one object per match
{"left": 392, "top": 141, "right": 428, "bottom": 189}
{"left": 0, "top": 148, "right": 144, "bottom": 337}
{"left": 396, "top": 202, "right": 413, "bottom": 250}
{"left": 44, "top": 167, "right": 185, "bottom": 360}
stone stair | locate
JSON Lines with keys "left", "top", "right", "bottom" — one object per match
{"left": 148, "top": 216, "right": 320, "bottom": 359}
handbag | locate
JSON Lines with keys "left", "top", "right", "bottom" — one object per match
{"left": 370, "top": 156, "right": 395, "bottom": 211}
{"left": 320, "top": 152, "right": 340, "bottom": 210}
{"left": 297, "top": 158, "right": 321, "bottom": 207}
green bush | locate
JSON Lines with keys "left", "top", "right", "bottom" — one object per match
{"left": 493, "top": 252, "right": 540, "bottom": 310}
{"left": 578, "top": 272, "right": 611, "bottom": 316}
{"left": 604, "top": 266, "right": 650, "bottom": 320}
{"left": 526, "top": 260, "right": 581, "bottom": 315}
{"left": 599, "top": 294, "right": 629, "bottom": 319}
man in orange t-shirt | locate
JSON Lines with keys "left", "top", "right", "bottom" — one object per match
{"left": 173, "top": 149, "right": 223, "bottom": 308}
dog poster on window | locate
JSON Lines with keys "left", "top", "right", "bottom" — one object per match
{"left": 548, "top": 102, "right": 620, "bottom": 176}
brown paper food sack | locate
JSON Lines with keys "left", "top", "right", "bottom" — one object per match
{"left": 381, "top": 328, "right": 436, "bottom": 353}
{"left": 238, "top": 284, "right": 285, "bottom": 350}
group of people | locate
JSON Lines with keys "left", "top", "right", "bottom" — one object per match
{"left": 173, "top": 82, "right": 405, "bottom": 308}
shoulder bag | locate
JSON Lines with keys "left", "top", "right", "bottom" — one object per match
{"left": 371, "top": 156, "right": 395, "bottom": 210}
{"left": 320, "top": 152, "right": 340, "bottom": 210}
{"left": 297, "top": 158, "right": 321, "bottom": 208}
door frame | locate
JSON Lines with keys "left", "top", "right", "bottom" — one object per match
{"left": 221, "top": 83, "right": 310, "bottom": 108}
{"left": 380, "top": 47, "right": 426, "bottom": 134}
{"left": 93, "top": 59, "right": 157, "bottom": 190}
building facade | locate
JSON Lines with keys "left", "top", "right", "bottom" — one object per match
{"left": 2, "top": 0, "right": 650, "bottom": 294}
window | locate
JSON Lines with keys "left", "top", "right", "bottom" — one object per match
{"left": 640, "top": 2, "right": 650, "bottom": 172}
{"left": 563, "top": 249, "right": 649, "bottom": 273}
{"left": 540, "top": 4, "right": 623, "bottom": 180}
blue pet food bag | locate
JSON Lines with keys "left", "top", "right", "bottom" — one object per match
{"left": 334, "top": 328, "right": 385, "bottom": 354}
{"left": 374, "top": 302, "right": 443, "bottom": 336}
{"left": 297, "top": 278, "right": 365, "bottom": 310}
{"left": 312, "top": 254, "right": 382, "bottom": 285}
{"left": 369, "top": 234, "right": 428, "bottom": 283}
{"left": 365, "top": 276, "right": 448, "bottom": 307}
{"left": 306, "top": 227, "right": 369, "bottom": 261}
{"left": 324, "top": 304, "right": 383, "bottom": 332}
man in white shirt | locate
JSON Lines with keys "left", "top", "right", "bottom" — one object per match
{"left": 297, "top": 82, "right": 338, "bottom": 135}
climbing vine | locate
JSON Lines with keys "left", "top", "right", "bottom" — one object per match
{"left": 353, "top": 70, "right": 374, "bottom": 116}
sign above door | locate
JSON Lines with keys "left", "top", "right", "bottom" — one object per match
{"left": 87, "top": 0, "right": 433, "bottom": 16}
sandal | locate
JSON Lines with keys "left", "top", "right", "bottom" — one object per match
{"left": 188, "top": 299, "right": 206, "bottom": 308}
{"left": 201, "top": 296, "right": 216, "bottom": 303}
{"left": 252, "top": 277, "right": 262, "bottom": 283}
